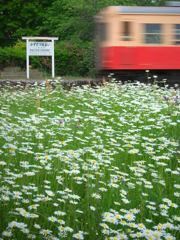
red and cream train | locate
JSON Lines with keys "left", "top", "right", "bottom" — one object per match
{"left": 95, "top": 3, "right": 180, "bottom": 72}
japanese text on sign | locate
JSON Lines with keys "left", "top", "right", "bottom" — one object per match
{"left": 28, "top": 42, "right": 52, "bottom": 56}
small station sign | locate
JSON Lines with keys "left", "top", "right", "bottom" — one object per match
{"left": 28, "top": 42, "right": 52, "bottom": 56}
{"left": 22, "top": 37, "right": 59, "bottom": 79}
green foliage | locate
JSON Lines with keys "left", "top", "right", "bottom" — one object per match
{"left": 54, "top": 41, "right": 86, "bottom": 76}
{"left": 30, "top": 56, "right": 41, "bottom": 69}
{"left": 40, "top": 0, "right": 135, "bottom": 42}
{"left": 13, "top": 39, "right": 26, "bottom": 51}
{"left": 0, "top": 41, "right": 41, "bottom": 70}
{"left": 0, "top": 0, "right": 54, "bottom": 47}
{"left": 0, "top": 47, "right": 26, "bottom": 69}
{"left": 77, "top": 40, "right": 97, "bottom": 77}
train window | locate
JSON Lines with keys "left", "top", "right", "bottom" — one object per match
{"left": 122, "top": 21, "right": 132, "bottom": 41}
{"left": 144, "top": 24, "right": 161, "bottom": 44}
{"left": 174, "top": 24, "right": 180, "bottom": 45}
{"left": 99, "top": 22, "right": 106, "bottom": 42}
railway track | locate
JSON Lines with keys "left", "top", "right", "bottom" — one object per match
{"left": 0, "top": 78, "right": 98, "bottom": 89}
{"left": 0, "top": 70, "right": 180, "bottom": 90}
{"left": 96, "top": 70, "right": 180, "bottom": 88}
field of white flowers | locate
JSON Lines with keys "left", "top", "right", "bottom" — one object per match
{"left": 0, "top": 78, "right": 180, "bottom": 240}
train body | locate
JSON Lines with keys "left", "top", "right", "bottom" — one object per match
{"left": 95, "top": 5, "right": 180, "bottom": 71}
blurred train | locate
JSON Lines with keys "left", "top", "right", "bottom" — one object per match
{"left": 95, "top": 2, "right": 180, "bottom": 73}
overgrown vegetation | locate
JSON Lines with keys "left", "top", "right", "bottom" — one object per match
{"left": 0, "top": 80, "right": 180, "bottom": 239}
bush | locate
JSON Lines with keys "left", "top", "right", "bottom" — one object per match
{"left": 13, "top": 39, "right": 26, "bottom": 51}
{"left": 54, "top": 41, "right": 86, "bottom": 76}
{"left": 0, "top": 47, "right": 26, "bottom": 70}
{"left": 77, "top": 40, "right": 97, "bottom": 77}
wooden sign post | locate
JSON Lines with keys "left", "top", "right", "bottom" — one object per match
{"left": 22, "top": 37, "right": 59, "bottom": 79}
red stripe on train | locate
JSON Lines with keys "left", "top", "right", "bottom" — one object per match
{"left": 99, "top": 46, "right": 180, "bottom": 70}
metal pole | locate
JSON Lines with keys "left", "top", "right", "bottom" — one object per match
{"left": 52, "top": 39, "right": 54, "bottom": 78}
{"left": 26, "top": 39, "right": 29, "bottom": 79}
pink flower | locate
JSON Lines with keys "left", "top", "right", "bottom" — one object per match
{"left": 174, "top": 98, "right": 178, "bottom": 102}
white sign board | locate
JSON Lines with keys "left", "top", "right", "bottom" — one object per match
{"left": 28, "top": 42, "right": 52, "bottom": 56}
{"left": 22, "top": 37, "right": 59, "bottom": 79}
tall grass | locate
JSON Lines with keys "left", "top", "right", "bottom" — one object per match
{"left": 0, "top": 78, "right": 180, "bottom": 240}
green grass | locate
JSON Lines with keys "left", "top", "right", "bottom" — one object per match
{"left": 0, "top": 79, "right": 180, "bottom": 240}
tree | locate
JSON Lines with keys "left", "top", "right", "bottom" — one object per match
{"left": 0, "top": 0, "right": 54, "bottom": 47}
{"left": 40, "top": 0, "right": 134, "bottom": 42}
